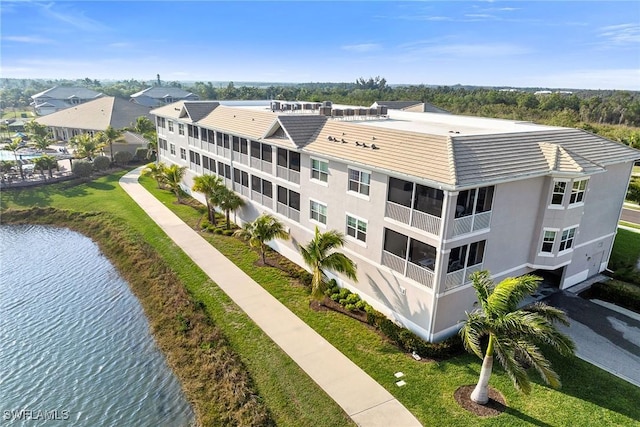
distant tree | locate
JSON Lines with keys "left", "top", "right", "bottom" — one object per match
{"left": 24, "top": 120, "right": 49, "bottom": 139}
{"left": 627, "top": 177, "right": 640, "bottom": 204}
{"left": 460, "top": 271, "right": 575, "bottom": 404}
{"left": 70, "top": 133, "right": 105, "bottom": 160}
{"left": 298, "top": 227, "right": 358, "bottom": 300}
{"left": 102, "top": 125, "right": 122, "bottom": 161}
{"left": 133, "top": 116, "right": 155, "bottom": 135}
{"left": 6, "top": 138, "right": 24, "bottom": 180}
{"left": 32, "top": 135, "right": 50, "bottom": 151}
{"left": 234, "top": 213, "right": 289, "bottom": 265}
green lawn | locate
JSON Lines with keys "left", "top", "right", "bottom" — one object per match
{"left": 611, "top": 228, "right": 640, "bottom": 268}
{"left": 2, "top": 172, "right": 639, "bottom": 426}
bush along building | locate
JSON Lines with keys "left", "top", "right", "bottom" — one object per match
{"left": 151, "top": 100, "right": 640, "bottom": 342}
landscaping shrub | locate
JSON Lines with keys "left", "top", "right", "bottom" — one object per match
{"left": 72, "top": 160, "right": 93, "bottom": 178}
{"left": 134, "top": 147, "right": 149, "bottom": 161}
{"left": 588, "top": 281, "right": 640, "bottom": 313}
{"left": 92, "top": 155, "right": 110, "bottom": 171}
{"left": 114, "top": 151, "right": 133, "bottom": 166}
{"left": 222, "top": 229, "right": 234, "bottom": 236}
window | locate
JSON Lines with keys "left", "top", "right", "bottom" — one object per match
{"left": 455, "top": 186, "right": 494, "bottom": 218}
{"left": 188, "top": 125, "right": 199, "bottom": 138}
{"left": 178, "top": 124, "right": 185, "bottom": 135}
{"left": 348, "top": 168, "right": 370, "bottom": 196}
{"left": 189, "top": 150, "right": 200, "bottom": 166}
{"left": 541, "top": 230, "right": 557, "bottom": 253}
{"left": 203, "top": 155, "right": 215, "bottom": 173}
{"left": 447, "top": 241, "right": 486, "bottom": 273}
{"left": 551, "top": 181, "right": 566, "bottom": 205}
{"left": 156, "top": 117, "right": 166, "bottom": 128}
{"left": 311, "top": 158, "right": 329, "bottom": 182}
{"left": 158, "top": 138, "right": 167, "bottom": 151}
{"left": 169, "top": 144, "right": 175, "bottom": 156}
{"left": 277, "top": 186, "right": 301, "bottom": 218}
{"left": 310, "top": 200, "right": 327, "bottom": 225}
{"left": 346, "top": 215, "right": 367, "bottom": 242}
{"left": 277, "top": 148, "right": 300, "bottom": 171}
{"left": 414, "top": 184, "right": 444, "bottom": 217}
{"left": 559, "top": 227, "right": 577, "bottom": 252}
{"left": 570, "top": 179, "right": 588, "bottom": 204}
{"left": 408, "top": 239, "right": 436, "bottom": 271}
{"left": 168, "top": 121, "right": 174, "bottom": 132}
{"left": 383, "top": 228, "right": 408, "bottom": 258}
{"left": 252, "top": 175, "right": 273, "bottom": 199}
{"left": 387, "top": 177, "right": 412, "bottom": 207}
{"left": 180, "top": 148, "right": 186, "bottom": 160}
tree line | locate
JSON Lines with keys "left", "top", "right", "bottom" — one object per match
{"left": 2, "top": 77, "right": 639, "bottom": 148}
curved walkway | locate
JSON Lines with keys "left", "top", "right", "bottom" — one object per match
{"left": 120, "top": 167, "right": 422, "bottom": 427}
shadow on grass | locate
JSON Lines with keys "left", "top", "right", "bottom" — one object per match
{"left": 502, "top": 407, "right": 554, "bottom": 427}
{"left": 2, "top": 186, "right": 55, "bottom": 207}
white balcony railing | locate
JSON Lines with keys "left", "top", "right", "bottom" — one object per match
{"left": 452, "top": 211, "right": 491, "bottom": 236}
{"left": 406, "top": 262, "right": 434, "bottom": 288}
{"left": 381, "top": 251, "right": 405, "bottom": 275}
{"left": 276, "top": 166, "right": 301, "bottom": 184}
{"left": 444, "top": 263, "right": 484, "bottom": 291}
{"left": 411, "top": 210, "right": 441, "bottom": 236}
{"left": 276, "top": 202, "right": 299, "bottom": 222}
{"left": 385, "top": 201, "right": 410, "bottom": 225}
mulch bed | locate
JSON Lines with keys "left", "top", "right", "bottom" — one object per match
{"left": 454, "top": 385, "right": 507, "bottom": 417}
{"left": 309, "top": 298, "right": 369, "bottom": 323}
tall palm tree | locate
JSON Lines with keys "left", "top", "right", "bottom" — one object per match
{"left": 163, "top": 163, "right": 187, "bottom": 202}
{"left": 460, "top": 270, "right": 575, "bottom": 405}
{"left": 141, "top": 162, "right": 167, "bottom": 189}
{"left": 32, "top": 154, "right": 57, "bottom": 179}
{"left": 192, "top": 174, "right": 224, "bottom": 223}
{"left": 298, "top": 227, "right": 358, "bottom": 300}
{"left": 102, "top": 126, "right": 122, "bottom": 162}
{"left": 234, "top": 213, "right": 289, "bottom": 264}
{"left": 213, "top": 187, "right": 244, "bottom": 230}
{"left": 32, "top": 135, "right": 50, "bottom": 152}
{"left": 6, "top": 138, "right": 24, "bottom": 180}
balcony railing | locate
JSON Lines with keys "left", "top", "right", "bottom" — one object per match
{"left": 385, "top": 201, "right": 410, "bottom": 225}
{"left": 444, "top": 263, "right": 484, "bottom": 291}
{"left": 411, "top": 210, "right": 441, "bottom": 236}
{"left": 277, "top": 166, "right": 300, "bottom": 184}
{"left": 260, "top": 160, "right": 273, "bottom": 174}
{"left": 406, "top": 262, "right": 434, "bottom": 288}
{"left": 251, "top": 190, "right": 273, "bottom": 209}
{"left": 381, "top": 251, "right": 405, "bottom": 275}
{"left": 276, "top": 202, "right": 300, "bottom": 222}
{"left": 452, "top": 211, "right": 491, "bottom": 236}
{"left": 217, "top": 147, "right": 231, "bottom": 159}
{"left": 234, "top": 184, "right": 250, "bottom": 198}
{"left": 234, "top": 153, "right": 249, "bottom": 165}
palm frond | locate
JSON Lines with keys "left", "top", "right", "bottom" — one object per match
{"left": 469, "top": 270, "right": 493, "bottom": 313}
{"left": 459, "top": 312, "right": 489, "bottom": 359}
{"left": 514, "top": 339, "right": 562, "bottom": 389}
{"left": 322, "top": 252, "right": 357, "bottom": 281}
{"left": 493, "top": 338, "right": 532, "bottom": 394}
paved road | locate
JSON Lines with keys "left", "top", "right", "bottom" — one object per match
{"left": 621, "top": 208, "right": 640, "bottom": 224}
{"left": 544, "top": 292, "right": 640, "bottom": 387}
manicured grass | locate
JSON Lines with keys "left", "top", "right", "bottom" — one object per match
{"left": 0, "top": 172, "right": 353, "bottom": 427}
{"left": 139, "top": 177, "right": 640, "bottom": 426}
{"left": 3, "top": 172, "right": 640, "bottom": 426}
{"left": 610, "top": 228, "right": 640, "bottom": 268}
{"left": 619, "top": 221, "right": 640, "bottom": 230}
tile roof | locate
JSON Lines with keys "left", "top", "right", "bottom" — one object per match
{"left": 182, "top": 101, "right": 220, "bottom": 122}
{"left": 35, "top": 97, "right": 153, "bottom": 131}
{"left": 31, "top": 86, "right": 103, "bottom": 100}
{"left": 197, "top": 106, "right": 277, "bottom": 140}
{"left": 277, "top": 115, "right": 328, "bottom": 147}
{"left": 131, "top": 86, "right": 197, "bottom": 99}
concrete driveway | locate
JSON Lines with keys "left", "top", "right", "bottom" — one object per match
{"left": 543, "top": 292, "right": 640, "bottom": 387}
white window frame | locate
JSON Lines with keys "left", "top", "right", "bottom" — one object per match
{"left": 347, "top": 167, "right": 371, "bottom": 198}
{"left": 178, "top": 123, "right": 185, "bottom": 136}
{"left": 310, "top": 157, "right": 329, "bottom": 184}
{"left": 539, "top": 228, "right": 558, "bottom": 256}
{"left": 168, "top": 120, "right": 174, "bottom": 133}
{"left": 550, "top": 179, "right": 568, "bottom": 207}
{"left": 180, "top": 147, "right": 186, "bottom": 160}
{"left": 346, "top": 213, "right": 367, "bottom": 244}
{"left": 559, "top": 226, "right": 578, "bottom": 253}
{"left": 569, "top": 179, "right": 588, "bottom": 206}
{"left": 309, "top": 199, "right": 327, "bottom": 226}
{"left": 169, "top": 143, "right": 176, "bottom": 156}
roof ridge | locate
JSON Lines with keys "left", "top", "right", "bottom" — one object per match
{"left": 446, "top": 136, "right": 458, "bottom": 185}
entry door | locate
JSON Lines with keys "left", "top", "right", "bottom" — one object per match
{"left": 588, "top": 251, "right": 604, "bottom": 277}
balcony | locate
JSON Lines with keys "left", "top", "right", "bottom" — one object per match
{"left": 251, "top": 190, "right": 273, "bottom": 209}
{"left": 444, "top": 263, "right": 483, "bottom": 291}
{"left": 381, "top": 250, "right": 434, "bottom": 288}
{"left": 276, "top": 166, "right": 300, "bottom": 184}
{"left": 452, "top": 211, "right": 491, "bottom": 236}
{"left": 276, "top": 202, "right": 300, "bottom": 222}
{"left": 385, "top": 201, "right": 410, "bottom": 225}
{"left": 385, "top": 201, "right": 441, "bottom": 236}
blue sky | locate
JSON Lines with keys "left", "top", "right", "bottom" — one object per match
{"left": 1, "top": 1, "right": 639, "bottom": 90}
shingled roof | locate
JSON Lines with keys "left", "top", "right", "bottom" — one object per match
{"left": 31, "top": 86, "right": 103, "bottom": 100}
{"left": 35, "top": 97, "right": 153, "bottom": 131}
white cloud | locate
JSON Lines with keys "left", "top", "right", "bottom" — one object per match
{"left": 37, "top": 2, "right": 110, "bottom": 32}
{"left": 2, "top": 35, "right": 54, "bottom": 44}
{"left": 598, "top": 23, "right": 640, "bottom": 45}
{"left": 341, "top": 43, "right": 381, "bottom": 53}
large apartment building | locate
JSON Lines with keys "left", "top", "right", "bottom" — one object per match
{"left": 151, "top": 100, "right": 640, "bottom": 342}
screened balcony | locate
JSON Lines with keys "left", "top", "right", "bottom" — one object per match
{"left": 381, "top": 228, "right": 436, "bottom": 289}
{"left": 385, "top": 177, "right": 443, "bottom": 236}
{"left": 444, "top": 240, "right": 486, "bottom": 291}
{"left": 453, "top": 186, "right": 494, "bottom": 236}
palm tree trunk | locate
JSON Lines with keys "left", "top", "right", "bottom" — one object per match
{"left": 260, "top": 245, "right": 266, "bottom": 265}
{"left": 225, "top": 210, "right": 230, "bottom": 230}
{"left": 471, "top": 334, "right": 494, "bottom": 404}
{"left": 109, "top": 142, "right": 114, "bottom": 162}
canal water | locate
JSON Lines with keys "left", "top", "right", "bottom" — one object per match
{"left": 0, "top": 225, "right": 195, "bottom": 426}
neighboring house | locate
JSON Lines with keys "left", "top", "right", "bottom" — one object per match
{"left": 130, "top": 86, "right": 199, "bottom": 108}
{"left": 152, "top": 100, "right": 640, "bottom": 342}
{"left": 371, "top": 100, "right": 450, "bottom": 114}
{"left": 31, "top": 86, "right": 103, "bottom": 116}
{"left": 35, "top": 96, "right": 153, "bottom": 154}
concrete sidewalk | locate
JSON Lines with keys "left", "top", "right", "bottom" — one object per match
{"left": 120, "top": 168, "right": 422, "bottom": 427}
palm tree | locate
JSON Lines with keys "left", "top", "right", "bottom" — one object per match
{"left": 460, "top": 270, "right": 575, "bottom": 405}
{"left": 141, "top": 162, "right": 167, "bottom": 189}
{"left": 192, "top": 174, "right": 224, "bottom": 223}
{"left": 234, "top": 213, "right": 289, "bottom": 264}
{"left": 71, "top": 133, "right": 104, "bottom": 160}
{"left": 32, "top": 135, "right": 50, "bottom": 152}
{"left": 40, "top": 154, "right": 58, "bottom": 178}
{"left": 6, "top": 138, "right": 24, "bottom": 180}
{"left": 298, "top": 227, "right": 358, "bottom": 300}
{"left": 102, "top": 126, "right": 122, "bottom": 162}
{"left": 213, "top": 186, "right": 244, "bottom": 230}
{"left": 163, "top": 163, "right": 187, "bottom": 202}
